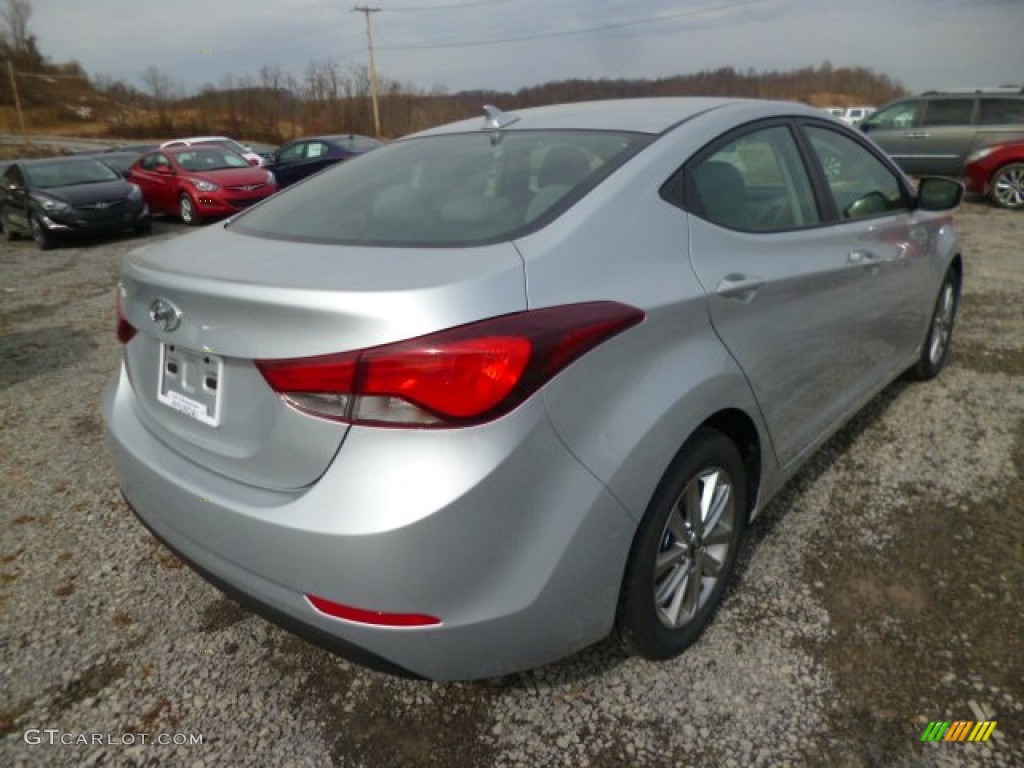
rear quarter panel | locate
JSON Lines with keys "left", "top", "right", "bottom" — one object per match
{"left": 516, "top": 107, "right": 779, "bottom": 521}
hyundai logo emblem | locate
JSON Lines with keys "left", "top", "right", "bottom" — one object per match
{"left": 150, "top": 298, "right": 182, "bottom": 332}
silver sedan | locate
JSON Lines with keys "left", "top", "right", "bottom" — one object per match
{"left": 104, "top": 98, "right": 963, "bottom": 680}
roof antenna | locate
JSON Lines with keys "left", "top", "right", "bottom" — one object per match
{"left": 482, "top": 104, "right": 519, "bottom": 131}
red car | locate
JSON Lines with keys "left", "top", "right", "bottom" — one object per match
{"left": 128, "top": 146, "right": 278, "bottom": 225}
{"left": 962, "top": 140, "right": 1024, "bottom": 210}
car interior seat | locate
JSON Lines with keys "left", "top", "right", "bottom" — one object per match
{"left": 692, "top": 160, "right": 748, "bottom": 229}
{"left": 525, "top": 145, "right": 593, "bottom": 222}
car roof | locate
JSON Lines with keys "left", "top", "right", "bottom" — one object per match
{"left": 409, "top": 98, "right": 822, "bottom": 137}
{"left": 162, "top": 135, "right": 231, "bottom": 142}
{"left": 157, "top": 145, "right": 240, "bottom": 156}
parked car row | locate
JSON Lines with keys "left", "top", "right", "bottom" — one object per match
{"left": 1, "top": 133, "right": 383, "bottom": 248}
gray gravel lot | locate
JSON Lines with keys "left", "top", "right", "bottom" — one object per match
{"left": 1, "top": 206, "right": 1022, "bottom": 767}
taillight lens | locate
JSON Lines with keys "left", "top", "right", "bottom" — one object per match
{"left": 116, "top": 287, "right": 136, "bottom": 344}
{"left": 255, "top": 301, "right": 644, "bottom": 427}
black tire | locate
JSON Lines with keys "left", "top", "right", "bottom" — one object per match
{"left": 179, "top": 194, "right": 201, "bottom": 226}
{"left": 909, "top": 267, "right": 959, "bottom": 381}
{"left": 30, "top": 214, "right": 54, "bottom": 251}
{"left": 617, "top": 428, "right": 747, "bottom": 660}
{"left": 989, "top": 162, "right": 1024, "bottom": 210}
{"left": 134, "top": 217, "right": 153, "bottom": 235}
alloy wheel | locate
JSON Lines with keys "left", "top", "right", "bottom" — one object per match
{"left": 653, "top": 465, "right": 736, "bottom": 629}
{"left": 928, "top": 281, "right": 955, "bottom": 367}
{"left": 180, "top": 195, "right": 196, "bottom": 225}
{"left": 992, "top": 163, "right": 1024, "bottom": 210}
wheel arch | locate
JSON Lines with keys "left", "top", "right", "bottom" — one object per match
{"left": 698, "top": 408, "right": 762, "bottom": 524}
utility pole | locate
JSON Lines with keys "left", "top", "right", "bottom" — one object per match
{"left": 7, "top": 60, "right": 28, "bottom": 144}
{"left": 353, "top": 6, "right": 382, "bottom": 137}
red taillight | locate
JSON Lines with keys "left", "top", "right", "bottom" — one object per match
{"left": 256, "top": 301, "right": 644, "bottom": 427}
{"left": 306, "top": 594, "right": 440, "bottom": 627}
{"left": 116, "top": 289, "right": 136, "bottom": 344}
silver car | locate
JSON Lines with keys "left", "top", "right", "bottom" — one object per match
{"left": 104, "top": 98, "right": 963, "bottom": 680}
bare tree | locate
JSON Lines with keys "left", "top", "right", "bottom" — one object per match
{"left": 1, "top": 0, "right": 32, "bottom": 52}
{"left": 140, "top": 65, "right": 178, "bottom": 130}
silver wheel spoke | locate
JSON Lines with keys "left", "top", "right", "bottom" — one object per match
{"left": 680, "top": 556, "right": 703, "bottom": 617}
{"left": 655, "top": 543, "right": 688, "bottom": 579}
{"left": 701, "top": 549, "right": 724, "bottom": 578}
{"left": 657, "top": 563, "right": 690, "bottom": 613}
{"left": 666, "top": 506, "right": 688, "bottom": 543}
{"left": 702, "top": 526, "right": 732, "bottom": 548}
{"left": 703, "top": 481, "right": 730, "bottom": 533}
{"left": 684, "top": 479, "right": 704, "bottom": 532}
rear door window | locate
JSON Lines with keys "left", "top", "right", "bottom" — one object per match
{"left": 922, "top": 99, "right": 975, "bottom": 127}
{"left": 685, "top": 125, "right": 820, "bottom": 232}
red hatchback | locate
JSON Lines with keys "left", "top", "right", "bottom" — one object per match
{"left": 962, "top": 140, "right": 1024, "bottom": 210}
{"left": 129, "top": 146, "right": 278, "bottom": 225}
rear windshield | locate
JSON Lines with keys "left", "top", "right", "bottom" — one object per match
{"left": 231, "top": 130, "right": 652, "bottom": 246}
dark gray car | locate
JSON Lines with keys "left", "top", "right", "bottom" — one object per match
{"left": 861, "top": 88, "right": 1024, "bottom": 176}
{"left": 2, "top": 157, "right": 150, "bottom": 250}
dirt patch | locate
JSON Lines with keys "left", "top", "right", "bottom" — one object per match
{"left": 267, "top": 633, "right": 500, "bottom": 766}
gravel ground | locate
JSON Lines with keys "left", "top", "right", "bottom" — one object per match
{"left": 1, "top": 205, "right": 1021, "bottom": 767}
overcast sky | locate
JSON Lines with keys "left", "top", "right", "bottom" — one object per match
{"left": 24, "top": 0, "right": 1024, "bottom": 97}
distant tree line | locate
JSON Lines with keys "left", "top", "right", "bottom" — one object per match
{"left": 3, "top": 0, "right": 907, "bottom": 143}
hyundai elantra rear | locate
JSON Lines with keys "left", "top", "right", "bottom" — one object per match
{"left": 104, "top": 98, "right": 963, "bottom": 680}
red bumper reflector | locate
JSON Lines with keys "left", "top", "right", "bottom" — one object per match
{"left": 305, "top": 594, "right": 441, "bottom": 627}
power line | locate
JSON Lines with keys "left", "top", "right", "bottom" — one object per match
{"left": 378, "top": 0, "right": 768, "bottom": 51}
{"left": 386, "top": 0, "right": 518, "bottom": 11}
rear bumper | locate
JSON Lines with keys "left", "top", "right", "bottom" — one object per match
{"left": 103, "top": 365, "right": 636, "bottom": 680}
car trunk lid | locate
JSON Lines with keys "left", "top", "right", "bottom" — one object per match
{"left": 118, "top": 226, "right": 526, "bottom": 490}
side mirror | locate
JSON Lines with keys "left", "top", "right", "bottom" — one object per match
{"left": 860, "top": 122, "right": 872, "bottom": 133}
{"left": 844, "top": 190, "right": 888, "bottom": 219}
{"left": 155, "top": 164, "right": 173, "bottom": 175}
{"left": 917, "top": 177, "right": 963, "bottom": 211}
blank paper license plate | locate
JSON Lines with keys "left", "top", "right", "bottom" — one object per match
{"left": 157, "top": 344, "right": 223, "bottom": 427}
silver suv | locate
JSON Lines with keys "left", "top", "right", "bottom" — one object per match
{"left": 861, "top": 88, "right": 1024, "bottom": 176}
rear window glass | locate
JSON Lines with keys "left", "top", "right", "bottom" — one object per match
{"left": 978, "top": 98, "right": 1024, "bottom": 125}
{"left": 923, "top": 99, "right": 974, "bottom": 126}
{"left": 231, "top": 130, "right": 651, "bottom": 246}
